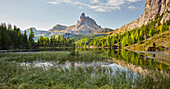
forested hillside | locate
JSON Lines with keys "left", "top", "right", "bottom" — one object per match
{"left": 75, "top": 14, "right": 170, "bottom": 50}
{"left": 0, "top": 23, "right": 36, "bottom": 49}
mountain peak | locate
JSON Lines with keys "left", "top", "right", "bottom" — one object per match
{"left": 25, "top": 27, "right": 37, "bottom": 31}
{"left": 77, "top": 13, "right": 98, "bottom": 28}
{"left": 70, "top": 13, "right": 103, "bottom": 34}
{"left": 49, "top": 24, "right": 67, "bottom": 31}
{"left": 80, "top": 13, "right": 85, "bottom": 19}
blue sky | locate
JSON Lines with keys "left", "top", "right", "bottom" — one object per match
{"left": 0, "top": 0, "right": 146, "bottom": 31}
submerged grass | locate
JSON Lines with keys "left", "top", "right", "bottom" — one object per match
{"left": 0, "top": 61, "right": 170, "bottom": 89}
{"left": 0, "top": 51, "right": 105, "bottom": 63}
{"left": 0, "top": 51, "right": 170, "bottom": 89}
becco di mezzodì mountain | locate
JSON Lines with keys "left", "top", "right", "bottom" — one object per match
{"left": 25, "top": 13, "right": 106, "bottom": 40}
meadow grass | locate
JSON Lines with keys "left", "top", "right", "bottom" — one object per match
{"left": 0, "top": 51, "right": 170, "bottom": 89}
{"left": 0, "top": 61, "right": 170, "bottom": 89}
{"left": 0, "top": 51, "right": 105, "bottom": 63}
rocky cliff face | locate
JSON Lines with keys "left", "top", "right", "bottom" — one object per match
{"left": 118, "top": 0, "right": 170, "bottom": 31}
{"left": 77, "top": 13, "right": 97, "bottom": 28}
{"left": 71, "top": 13, "right": 103, "bottom": 34}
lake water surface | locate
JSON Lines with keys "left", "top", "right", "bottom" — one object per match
{"left": 1, "top": 48, "right": 169, "bottom": 72}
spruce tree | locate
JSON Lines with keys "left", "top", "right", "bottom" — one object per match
{"left": 29, "top": 28, "right": 34, "bottom": 48}
{"left": 23, "top": 30, "right": 28, "bottom": 48}
{"left": 66, "top": 37, "right": 70, "bottom": 46}
{"left": 57, "top": 35, "right": 61, "bottom": 44}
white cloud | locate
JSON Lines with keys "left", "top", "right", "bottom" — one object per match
{"left": 91, "top": 0, "right": 99, "bottom": 4}
{"left": 48, "top": 1, "right": 59, "bottom": 5}
{"left": 128, "top": 5, "right": 136, "bottom": 9}
{"left": 106, "top": 0, "right": 125, "bottom": 6}
{"left": 48, "top": 0, "right": 71, "bottom": 5}
{"left": 48, "top": 0, "right": 141, "bottom": 12}
{"left": 126, "top": 0, "right": 141, "bottom": 2}
{"left": 86, "top": 5, "right": 120, "bottom": 12}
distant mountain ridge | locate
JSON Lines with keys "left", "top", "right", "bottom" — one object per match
{"left": 24, "top": 27, "right": 51, "bottom": 40}
{"left": 48, "top": 13, "right": 104, "bottom": 34}
{"left": 49, "top": 24, "right": 67, "bottom": 31}
{"left": 24, "top": 13, "right": 110, "bottom": 40}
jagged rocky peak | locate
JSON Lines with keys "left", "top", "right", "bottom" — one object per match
{"left": 80, "top": 13, "right": 85, "bottom": 20}
{"left": 77, "top": 13, "right": 98, "bottom": 28}
{"left": 69, "top": 13, "right": 103, "bottom": 35}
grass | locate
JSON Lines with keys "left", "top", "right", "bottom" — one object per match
{"left": 0, "top": 51, "right": 105, "bottom": 63}
{"left": 0, "top": 51, "right": 170, "bottom": 89}
{"left": 0, "top": 61, "right": 169, "bottom": 89}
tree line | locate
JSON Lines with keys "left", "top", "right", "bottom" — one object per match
{"left": 37, "top": 34, "right": 74, "bottom": 47}
{"left": 0, "top": 23, "right": 74, "bottom": 50}
{"left": 0, "top": 23, "right": 36, "bottom": 50}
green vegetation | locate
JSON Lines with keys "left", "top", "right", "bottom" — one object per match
{"left": 105, "top": 49, "right": 170, "bottom": 71}
{"left": 74, "top": 14, "right": 169, "bottom": 50}
{"left": 0, "top": 23, "right": 37, "bottom": 50}
{"left": 0, "top": 23, "right": 29, "bottom": 49}
{"left": 128, "top": 30, "right": 170, "bottom": 51}
{"left": 37, "top": 34, "right": 74, "bottom": 47}
{"left": 74, "top": 35, "right": 104, "bottom": 47}
{"left": 0, "top": 51, "right": 105, "bottom": 63}
{"left": 29, "top": 28, "right": 35, "bottom": 48}
{"left": 0, "top": 51, "right": 169, "bottom": 89}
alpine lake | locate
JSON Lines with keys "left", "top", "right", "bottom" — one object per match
{"left": 0, "top": 48, "right": 170, "bottom": 88}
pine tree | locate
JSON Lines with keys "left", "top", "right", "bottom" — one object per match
{"left": 50, "top": 36, "right": 53, "bottom": 46}
{"left": 106, "top": 35, "right": 111, "bottom": 47}
{"left": 52, "top": 35, "right": 56, "bottom": 46}
{"left": 23, "top": 31, "right": 28, "bottom": 48}
{"left": 66, "top": 37, "right": 70, "bottom": 46}
{"left": 62, "top": 34, "right": 65, "bottom": 44}
{"left": 29, "top": 28, "right": 34, "bottom": 48}
{"left": 121, "top": 37, "right": 126, "bottom": 47}
{"left": 57, "top": 35, "right": 61, "bottom": 44}
{"left": 111, "top": 36, "right": 115, "bottom": 46}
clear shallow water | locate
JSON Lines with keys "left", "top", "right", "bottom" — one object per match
{"left": 2, "top": 48, "right": 168, "bottom": 86}
{"left": 1, "top": 48, "right": 169, "bottom": 71}
{"left": 20, "top": 60, "right": 140, "bottom": 81}
{"left": 20, "top": 61, "right": 111, "bottom": 69}
{"left": 0, "top": 48, "right": 169, "bottom": 88}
